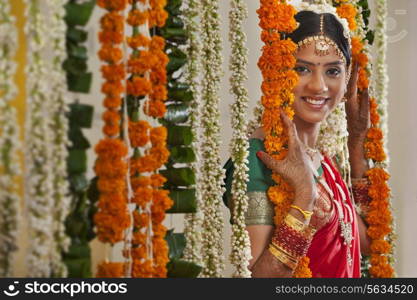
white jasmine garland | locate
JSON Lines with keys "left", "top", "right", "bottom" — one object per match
{"left": 24, "top": 0, "right": 55, "bottom": 277}
{"left": 182, "top": 0, "right": 204, "bottom": 268}
{"left": 228, "top": 0, "right": 252, "bottom": 278}
{"left": 45, "top": 0, "right": 71, "bottom": 277}
{"left": 200, "top": 0, "right": 225, "bottom": 278}
{"left": 0, "top": 1, "right": 21, "bottom": 277}
{"left": 374, "top": 0, "right": 389, "bottom": 153}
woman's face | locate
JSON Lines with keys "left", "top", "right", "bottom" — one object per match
{"left": 292, "top": 41, "right": 348, "bottom": 125}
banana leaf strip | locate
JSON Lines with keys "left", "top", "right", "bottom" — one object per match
{"left": 163, "top": 104, "right": 189, "bottom": 124}
{"left": 160, "top": 167, "right": 195, "bottom": 186}
{"left": 167, "top": 259, "right": 202, "bottom": 278}
{"left": 65, "top": 0, "right": 96, "bottom": 27}
{"left": 169, "top": 146, "right": 195, "bottom": 164}
{"left": 167, "top": 125, "right": 193, "bottom": 146}
{"left": 166, "top": 188, "right": 196, "bottom": 213}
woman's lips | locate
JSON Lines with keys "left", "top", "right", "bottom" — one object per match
{"left": 301, "top": 97, "right": 330, "bottom": 110}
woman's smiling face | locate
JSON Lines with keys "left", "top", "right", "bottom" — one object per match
{"left": 292, "top": 41, "right": 348, "bottom": 125}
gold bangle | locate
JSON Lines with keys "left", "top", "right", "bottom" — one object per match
{"left": 268, "top": 244, "right": 298, "bottom": 270}
{"left": 290, "top": 205, "right": 313, "bottom": 220}
{"left": 284, "top": 214, "right": 316, "bottom": 237}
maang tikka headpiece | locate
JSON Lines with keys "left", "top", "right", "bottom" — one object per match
{"left": 296, "top": 13, "right": 352, "bottom": 83}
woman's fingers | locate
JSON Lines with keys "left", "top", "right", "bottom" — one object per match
{"left": 359, "top": 88, "right": 370, "bottom": 127}
{"left": 346, "top": 61, "right": 359, "bottom": 101}
{"left": 256, "top": 151, "right": 283, "bottom": 173}
{"left": 280, "top": 110, "right": 300, "bottom": 149}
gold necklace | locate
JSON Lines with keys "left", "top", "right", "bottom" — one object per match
{"left": 302, "top": 142, "right": 319, "bottom": 161}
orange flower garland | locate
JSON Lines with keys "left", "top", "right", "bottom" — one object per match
{"left": 257, "top": 0, "right": 310, "bottom": 277}
{"left": 124, "top": 0, "right": 172, "bottom": 278}
{"left": 335, "top": 1, "right": 394, "bottom": 278}
{"left": 94, "top": 0, "right": 130, "bottom": 276}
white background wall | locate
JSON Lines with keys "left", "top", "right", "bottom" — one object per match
{"left": 80, "top": 0, "right": 417, "bottom": 277}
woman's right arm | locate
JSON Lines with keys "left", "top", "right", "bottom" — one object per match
{"left": 247, "top": 225, "right": 294, "bottom": 277}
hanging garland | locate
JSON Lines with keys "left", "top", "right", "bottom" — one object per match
{"left": 25, "top": 0, "right": 58, "bottom": 277}
{"left": 63, "top": 0, "right": 96, "bottom": 278}
{"left": 200, "top": 0, "right": 225, "bottom": 277}
{"left": 182, "top": 0, "right": 204, "bottom": 270}
{"left": 124, "top": 0, "right": 172, "bottom": 278}
{"left": 0, "top": 0, "right": 21, "bottom": 277}
{"left": 374, "top": 0, "right": 389, "bottom": 148}
{"left": 45, "top": 0, "right": 72, "bottom": 277}
{"left": 333, "top": 0, "right": 394, "bottom": 278}
{"left": 228, "top": 0, "right": 251, "bottom": 278}
{"left": 94, "top": 0, "right": 130, "bottom": 278}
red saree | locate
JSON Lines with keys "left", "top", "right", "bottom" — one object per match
{"left": 306, "top": 156, "right": 361, "bottom": 278}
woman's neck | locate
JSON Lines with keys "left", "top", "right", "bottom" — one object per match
{"left": 293, "top": 116, "right": 321, "bottom": 149}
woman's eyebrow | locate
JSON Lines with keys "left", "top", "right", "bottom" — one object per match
{"left": 296, "top": 59, "right": 343, "bottom": 66}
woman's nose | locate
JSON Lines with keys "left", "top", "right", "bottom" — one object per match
{"left": 307, "top": 71, "right": 328, "bottom": 94}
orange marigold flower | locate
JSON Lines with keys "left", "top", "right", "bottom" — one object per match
{"left": 127, "top": 34, "right": 151, "bottom": 49}
{"left": 131, "top": 176, "right": 152, "bottom": 189}
{"left": 94, "top": 158, "right": 127, "bottom": 178}
{"left": 367, "top": 128, "right": 383, "bottom": 140}
{"left": 129, "top": 120, "right": 151, "bottom": 147}
{"left": 132, "top": 259, "right": 153, "bottom": 278}
{"left": 127, "top": 76, "right": 152, "bottom": 96}
{"left": 150, "top": 68, "right": 167, "bottom": 85}
{"left": 127, "top": 9, "right": 149, "bottom": 26}
{"left": 148, "top": 9, "right": 168, "bottom": 28}
{"left": 150, "top": 126, "right": 167, "bottom": 146}
{"left": 144, "top": 100, "right": 166, "bottom": 118}
{"left": 150, "top": 36, "right": 166, "bottom": 51}
{"left": 98, "top": 177, "right": 126, "bottom": 194}
{"left": 293, "top": 256, "right": 312, "bottom": 278}
{"left": 97, "top": 0, "right": 128, "bottom": 11}
{"left": 99, "top": 30, "right": 124, "bottom": 44}
{"left": 132, "top": 231, "right": 147, "bottom": 245}
{"left": 102, "top": 110, "right": 120, "bottom": 126}
{"left": 133, "top": 186, "right": 153, "bottom": 207}
{"left": 101, "top": 64, "right": 125, "bottom": 81}
{"left": 367, "top": 224, "right": 391, "bottom": 240}
{"left": 100, "top": 11, "right": 124, "bottom": 32}
{"left": 351, "top": 37, "right": 364, "bottom": 56}
{"left": 150, "top": 84, "right": 167, "bottom": 101}
{"left": 257, "top": 2, "right": 298, "bottom": 32}
{"left": 370, "top": 239, "right": 391, "bottom": 254}
{"left": 149, "top": 146, "right": 170, "bottom": 167}
{"left": 96, "top": 262, "right": 125, "bottom": 278}
{"left": 98, "top": 46, "right": 123, "bottom": 64}
{"left": 366, "top": 168, "right": 390, "bottom": 183}
{"left": 133, "top": 211, "right": 150, "bottom": 228}
{"left": 103, "top": 124, "right": 119, "bottom": 136}
{"left": 103, "top": 97, "right": 122, "bottom": 109}
{"left": 102, "top": 81, "right": 124, "bottom": 98}
{"left": 357, "top": 66, "right": 369, "bottom": 90}
{"left": 95, "top": 138, "right": 128, "bottom": 159}
{"left": 97, "top": 193, "right": 126, "bottom": 212}
{"left": 336, "top": 4, "right": 357, "bottom": 31}
{"left": 150, "top": 174, "right": 167, "bottom": 187}
{"left": 153, "top": 189, "right": 173, "bottom": 211}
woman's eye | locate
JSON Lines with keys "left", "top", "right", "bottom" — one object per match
{"left": 294, "top": 66, "right": 310, "bottom": 74}
{"left": 326, "top": 68, "right": 341, "bottom": 76}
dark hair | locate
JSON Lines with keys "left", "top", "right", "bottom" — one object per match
{"left": 287, "top": 11, "right": 351, "bottom": 67}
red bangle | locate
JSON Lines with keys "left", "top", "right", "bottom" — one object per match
{"left": 272, "top": 223, "right": 311, "bottom": 258}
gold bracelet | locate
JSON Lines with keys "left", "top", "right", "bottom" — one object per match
{"left": 290, "top": 204, "right": 313, "bottom": 220}
{"left": 284, "top": 214, "right": 316, "bottom": 238}
{"left": 268, "top": 244, "right": 298, "bottom": 270}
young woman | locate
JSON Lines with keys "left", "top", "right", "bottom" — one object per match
{"left": 223, "top": 8, "right": 372, "bottom": 277}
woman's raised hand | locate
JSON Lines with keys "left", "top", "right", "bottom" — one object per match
{"left": 256, "top": 111, "right": 317, "bottom": 205}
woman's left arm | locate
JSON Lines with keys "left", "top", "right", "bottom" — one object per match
{"left": 345, "top": 61, "right": 372, "bottom": 255}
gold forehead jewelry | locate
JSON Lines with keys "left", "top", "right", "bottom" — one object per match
{"left": 297, "top": 14, "right": 352, "bottom": 84}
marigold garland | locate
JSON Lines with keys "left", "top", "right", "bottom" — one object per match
{"left": 257, "top": 0, "right": 310, "bottom": 277}
{"left": 94, "top": 0, "right": 130, "bottom": 276}
{"left": 124, "top": 0, "right": 172, "bottom": 278}
{"left": 334, "top": 0, "right": 394, "bottom": 278}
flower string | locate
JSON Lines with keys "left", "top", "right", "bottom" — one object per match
{"left": 182, "top": 0, "right": 204, "bottom": 267}
{"left": 94, "top": 0, "right": 130, "bottom": 276}
{"left": 228, "top": 0, "right": 252, "bottom": 278}
{"left": 200, "top": 0, "right": 225, "bottom": 277}
{"left": 0, "top": 0, "right": 21, "bottom": 277}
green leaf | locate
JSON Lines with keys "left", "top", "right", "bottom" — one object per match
{"left": 64, "top": 242, "right": 91, "bottom": 259}
{"left": 170, "top": 146, "right": 195, "bottom": 163}
{"left": 163, "top": 104, "right": 189, "bottom": 124}
{"left": 63, "top": 57, "right": 87, "bottom": 75}
{"left": 165, "top": 230, "right": 186, "bottom": 259}
{"left": 67, "top": 27, "right": 88, "bottom": 43}
{"left": 167, "top": 56, "right": 187, "bottom": 74}
{"left": 69, "top": 174, "right": 89, "bottom": 192}
{"left": 165, "top": 0, "right": 182, "bottom": 16}
{"left": 67, "top": 72, "right": 93, "bottom": 93}
{"left": 87, "top": 176, "right": 99, "bottom": 203}
{"left": 65, "top": 0, "right": 96, "bottom": 27}
{"left": 160, "top": 167, "right": 195, "bottom": 186}
{"left": 168, "top": 89, "right": 193, "bottom": 102}
{"left": 69, "top": 103, "right": 94, "bottom": 128}
{"left": 65, "top": 257, "right": 92, "bottom": 278}
{"left": 166, "top": 189, "right": 196, "bottom": 213}
{"left": 166, "top": 16, "right": 184, "bottom": 29}
{"left": 167, "top": 259, "right": 202, "bottom": 278}
{"left": 68, "top": 44, "right": 88, "bottom": 60}
{"left": 167, "top": 125, "right": 193, "bottom": 146}
{"left": 68, "top": 127, "right": 91, "bottom": 150}
{"left": 68, "top": 150, "right": 87, "bottom": 173}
